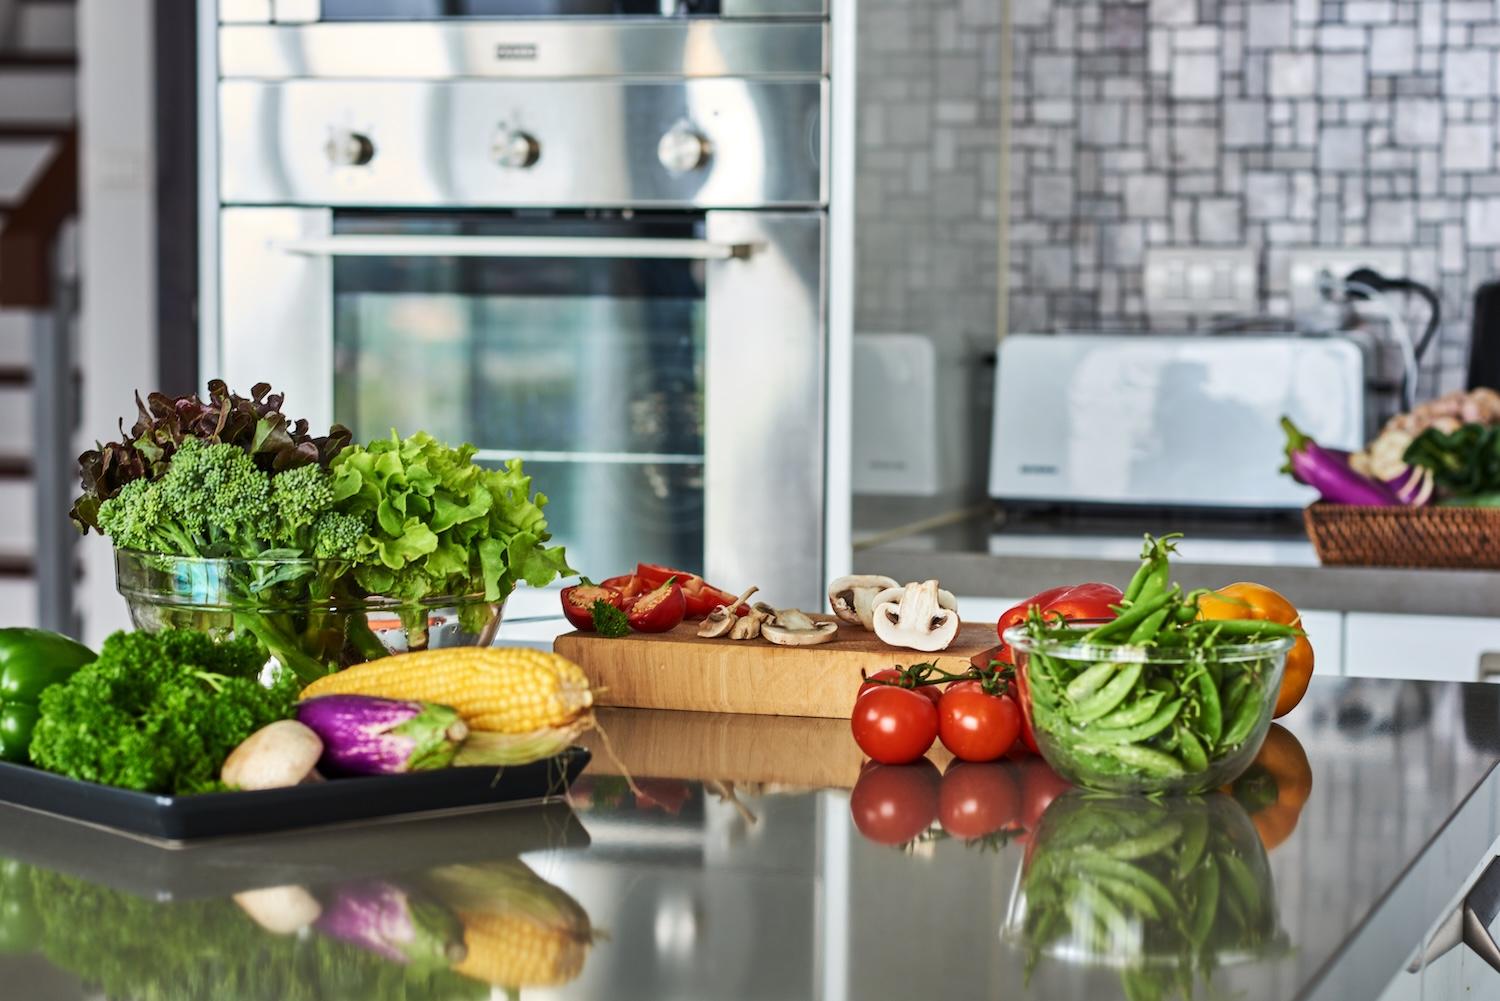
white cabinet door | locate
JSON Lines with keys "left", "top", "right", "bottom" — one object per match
{"left": 1299, "top": 610, "right": 1344, "bottom": 677}
{"left": 1344, "top": 614, "right": 1500, "bottom": 682}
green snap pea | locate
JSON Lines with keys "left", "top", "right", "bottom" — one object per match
{"left": 1094, "top": 875, "right": 1161, "bottom": 920}
{"left": 1082, "top": 697, "right": 1183, "bottom": 744}
{"left": 1177, "top": 726, "right": 1209, "bottom": 772}
{"left": 1075, "top": 853, "right": 1176, "bottom": 912}
{"left": 1193, "top": 670, "right": 1223, "bottom": 745}
{"left": 1219, "top": 852, "right": 1262, "bottom": 913}
{"left": 1188, "top": 618, "right": 1301, "bottom": 638}
{"left": 1177, "top": 810, "right": 1210, "bottom": 875}
{"left": 1094, "top": 742, "right": 1187, "bottom": 777}
{"left": 1134, "top": 561, "right": 1171, "bottom": 606}
{"left": 1095, "top": 688, "right": 1167, "bottom": 729}
{"left": 1219, "top": 682, "right": 1264, "bottom": 749}
{"left": 1103, "top": 820, "right": 1183, "bottom": 860}
{"left": 1187, "top": 861, "right": 1220, "bottom": 947}
{"left": 1121, "top": 550, "right": 1156, "bottom": 604}
{"left": 1127, "top": 607, "right": 1172, "bottom": 645}
{"left": 1221, "top": 672, "right": 1251, "bottom": 720}
{"left": 1083, "top": 588, "right": 1177, "bottom": 643}
{"left": 1065, "top": 660, "right": 1119, "bottom": 703}
{"left": 1072, "top": 663, "right": 1145, "bottom": 722}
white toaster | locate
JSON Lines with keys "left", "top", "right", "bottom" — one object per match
{"left": 988, "top": 333, "right": 1367, "bottom": 510}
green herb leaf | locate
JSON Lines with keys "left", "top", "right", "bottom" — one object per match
{"left": 592, "top": 600, "right": 631, "bottom": 638}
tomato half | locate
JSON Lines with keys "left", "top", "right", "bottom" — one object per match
{"left": 849, "top": 759, "right": 941, "bottom": 846}
{"left": 937, "top": 686, "right": 1021, "bottom": 762}
{"left": 625, "top": 577, "right": 687, "bottom": 633}
{"left": 560, "top": 581, "right": 622, "bottom": 632}
{"left": 938, "top": 761, "right": 1022, "bottom": 840}
{"left": 851, "top": 686, "right": 939, "bottom": 765}
{"left": 858, "top": 668, "right": 943, "bottom": 707}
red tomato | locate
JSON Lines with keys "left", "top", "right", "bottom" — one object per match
{"left": 851, "top": 686, "right": 939, "bottom": 765}
{"left": 559, "top": 581, "right": 622, "bottom": 632}
{"left": 938, "top": 761, "right": 1022, "bottom": 839}
{"left": 849, "top": 759, "right": 941, "bottom": 845}
{"left": 1016, "top": 755, "right": 1072, "bottom": 833}
{"left": 858, "top": 668, "right": 943, "bottom": 706}
{"left": 626, "top": 578, "right": 687, "bottom": 633}
{"left": 937, "top": 686, "right": 1021, "bottom": 762}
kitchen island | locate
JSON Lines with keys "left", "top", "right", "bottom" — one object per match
{"left": 0, "top": 674, "right": 1496, "bottom": 1001}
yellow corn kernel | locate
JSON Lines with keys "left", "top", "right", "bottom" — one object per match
{"left": 300, "top": 647, "right": 593, "bottom": 733}
{"left": 452, "top": 909, "right": 589, "bottom": 988}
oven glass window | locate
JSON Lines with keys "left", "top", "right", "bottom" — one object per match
{"left": 331, "top": 212, "right": 706, "bottom": 578}
{"left": 321, "top": 0, "right": 722, "bottom": 17}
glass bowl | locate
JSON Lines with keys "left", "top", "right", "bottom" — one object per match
{"left": 1003, "top": 791, "right": 1286, "bottom": 978}
{"left": 1003, "top": 623, "right": 1290, "bottom": 795}
{"left": 114, "top": 549, "right": 504, "bottom": 683}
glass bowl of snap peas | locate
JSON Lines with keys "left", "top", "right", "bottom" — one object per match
{"left": 1002, "top": 536, "right": 1301, "bottom": 795}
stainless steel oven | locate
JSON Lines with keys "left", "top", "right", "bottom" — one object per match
{"left": 208, "top": 5, "right": 830, "bottom": 608}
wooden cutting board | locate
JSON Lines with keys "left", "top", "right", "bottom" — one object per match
{"left": 554, "top": 616, "right": 999, "bottom": 718}
{"left": 577, "top": 707, "right": 956, "bottom": 788}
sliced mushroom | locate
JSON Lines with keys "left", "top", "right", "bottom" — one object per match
{"left": 872, "top": 579, "right": 960, "bottom": 652}
{"left": 698, "top": 586, "right": 760, "bottom": 638}
{"left": 761, "top": 607, "right": 840, "bottom": 647}
{"left": 870, "top": 584, "right": 958, "bottom": 616}
{"left": 729, "top": 602, "right": 773, "bottom": 640}
{"left": 828, "top": 574, "right": 899, "bottom": 631}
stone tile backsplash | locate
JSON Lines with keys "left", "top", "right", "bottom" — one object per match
{"left": 1006, "top": 0, "right": 1500, "bottom": 397}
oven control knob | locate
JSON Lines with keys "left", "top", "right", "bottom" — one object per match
{"left": 658, "top": 125, "right": 712, "bottom": 173}
{"left": 325, "top": 130, "right": 375, "bottom": 167}
{"left": 493, "top": 130, "right": 541, "bottom": 169}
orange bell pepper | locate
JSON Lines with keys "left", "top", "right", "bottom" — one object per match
{"left": 1197, "top": 581, "right": 1314, "bottom": 718}
{"left": 1228, "top": 724, "right": 1313, "bottom": 851}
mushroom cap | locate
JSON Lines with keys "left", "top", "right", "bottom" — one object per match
{"left": 828, "top": 575, "right": 900, "bottom": 628}
{"left": 762, "top": 619, "right": 839, "bottom": 646}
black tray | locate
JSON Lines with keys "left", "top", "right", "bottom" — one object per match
{"left": 0, "top": 747, "right": 589, "bottom": 845}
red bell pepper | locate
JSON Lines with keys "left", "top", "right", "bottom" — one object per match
{"left": 993, "top": 582, "right": 1124, "bottom": 754}
{"left": 559, "top": 580, "right": 623, "bottom": 632}
{"left": 626, "top": 577, "right": 687, "bottom": 633}
{"left": 635, "top": 563, "right": 738, "bottom": 619}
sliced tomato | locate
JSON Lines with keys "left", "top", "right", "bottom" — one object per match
{"left": 626, "top": 577, "right": 687, "bottom": 633}
{"left": 560, "top": 581, "right": 622, "bottom": 632}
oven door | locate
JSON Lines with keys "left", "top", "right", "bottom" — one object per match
{"left": 220, "top": 207, "right": 826, "bottom": 609}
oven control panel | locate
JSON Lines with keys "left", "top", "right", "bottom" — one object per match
{"left": 220, "top": 79, "right": 827, "bottom": 209}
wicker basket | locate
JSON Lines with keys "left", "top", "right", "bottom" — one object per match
{"left": 1303, "top": 503, "right": 1500, "bottom": 569}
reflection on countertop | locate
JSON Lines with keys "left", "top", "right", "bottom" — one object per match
{"left": 0, "top": 677, "right": 1496, "bottom": 1000}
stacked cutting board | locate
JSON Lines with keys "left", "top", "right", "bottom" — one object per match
{"left": 554, "top": 616, "right": 998, "bottom": 719}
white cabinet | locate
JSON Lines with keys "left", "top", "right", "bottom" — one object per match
{"left": 1344, "top": 614, "right": 1500, "bottom": 683}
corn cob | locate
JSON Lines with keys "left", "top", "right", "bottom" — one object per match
{"left": 299, "top": 648, "right": 593, "bottom": 734}
{"left": 452, "top": 907, "right": 590, "bottom": 988}
{"left": 428, "top": 861, "right": 594, "bottom": 990}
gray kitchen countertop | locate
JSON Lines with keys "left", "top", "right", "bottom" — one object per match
{"left": 0, "top": 677, "right": 1495, "bottom": 1001}
{"left": 853, "top": 504, "right": 1500, "bottom": 617}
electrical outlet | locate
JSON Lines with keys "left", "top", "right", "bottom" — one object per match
{"left": 1142, "top": 247, "right": 1257, "bottom": 317}
{"left": 1285, "top": 247, "right": 1408, "bottom": 315}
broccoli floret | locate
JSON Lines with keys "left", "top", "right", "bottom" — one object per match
{"left": 156, "top": 438, "right": 273, "bottom": 555}
{"left": 269, "top": 462, "right": 337, "bottom": 549}
{"left": 310, "top": 510, "right": 368, "bottom": 560}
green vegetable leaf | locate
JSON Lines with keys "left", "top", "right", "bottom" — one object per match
{"left": 592, "top": 600, "right": 630, "bottom": 638}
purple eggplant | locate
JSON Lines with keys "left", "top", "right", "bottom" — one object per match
{"left": 314, "top": 879, "right": 466, "bottom": 966}
{"left": 1281, "top": 417, "right": 1398, "bottom": 506}
{"left": 296, "top": 695, "right": 469, "bottom": 776}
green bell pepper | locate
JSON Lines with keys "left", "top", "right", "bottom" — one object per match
{"left": 0, "top": 629, "right": 96, "bottom": 764}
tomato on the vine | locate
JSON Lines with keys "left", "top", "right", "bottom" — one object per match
{"left": 938, "top": 761, "right": 1022, "bottom": 839}
{"left": 851, "top": 686, "right": 939, "bottom": 765}
{"left": 937, "top": 684, "right": 1021, "bottom": 762}
{"left": 858, "top": 668, "right": 943, "bottom": 706}
{"left": 849, "top": 759, "right": 940, "bottom": 845}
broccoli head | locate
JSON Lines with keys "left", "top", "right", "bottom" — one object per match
{"left": 269, "top": 462, "right": 338, "bottom": 550}
{"left": 155, "top": 438, "right": 274, "bottom": 556}
{"left": 310, "top": 510, "right": 368, "bottom": 560}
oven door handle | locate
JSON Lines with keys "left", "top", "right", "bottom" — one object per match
{"left": 273, "top": 234, "right": 755, "bottom": 261}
